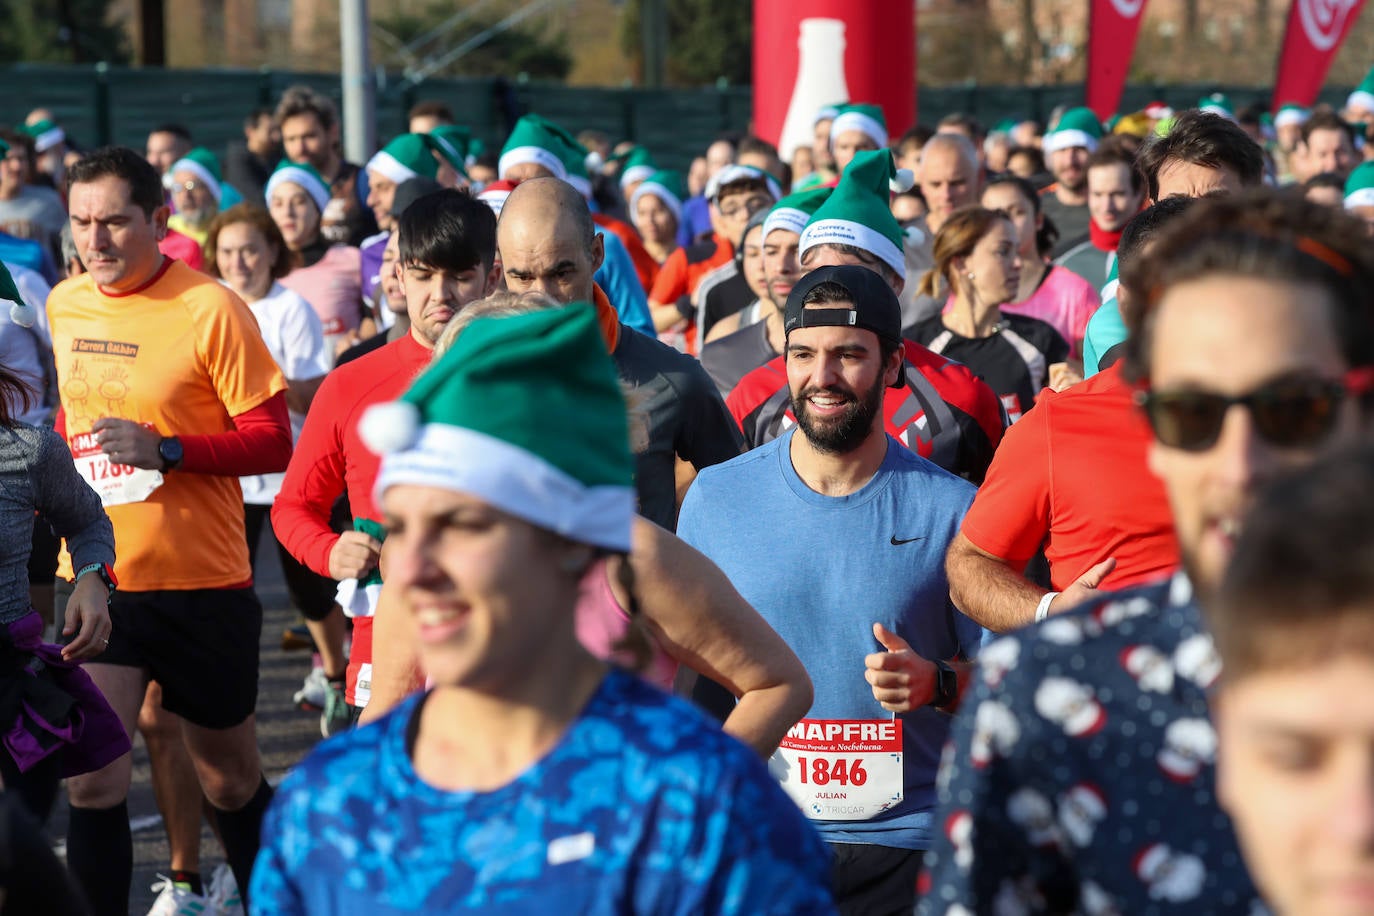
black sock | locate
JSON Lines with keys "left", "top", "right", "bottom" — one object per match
{"left": 67, "top": 800, "right": 132, "bottom": 916}
{"left": 213, "top": 777, "right": 273, "bottom": 907}
{"left": 170, "top": 868, "right": 203, "bottom": 895}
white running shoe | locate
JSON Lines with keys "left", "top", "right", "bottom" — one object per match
{"left": 293, "top": 666, "right": 329, "bottom": 710}
{"left": 147, "top": 875, "right": 212, "bottom": 916}
{"left": 206, "top": 863, "right": 245, "bottom": 916}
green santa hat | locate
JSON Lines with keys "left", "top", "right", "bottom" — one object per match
{"left": 265, "top": 160, "right": 332, "bottom": 212}
{"left": 19, "top": 119, "right": 64, "bottom": 154}
{"left": 0, "top": 261, "right": 34, "bottom": 329}
{"left": 800, "top": 148, "right": 909, "bottom": 280}
{"left": 1344, "top": 161, "right": 1374, "bottom": 209}
{"left": 616, "top": 146, "right": 657, "bottom": 191}
{"left": 428, "top": 125, "right": 472, "bottom": 177}
{"left": 167, "top": 147, "right": 224, "bottom": 203}
{"left": 1198, "top": 93, "right": 1235, "bottom": 121}
{"left": 1043, "top": 107, "right": 1104, "bottom": 155}
{"left": 367, "top": 133, "right": 441, "bottom": 185}
{"left": 499, "top": 114, "right": 573, "bottom": 182}
{"left": 1347, "top": 67, "right": 1374, "bottom": 115}
{"left": 829, "top": 103, "right": 889, "bottom": 149}
{"left": 762, "top": 187, "right": 832, "bottom": 240}
{"left": 362, "top": 304, "right": 635, "bottom": 552}
{"left": 1274, "top": 103, "right": 1310, "bottom": 129}
{"left": 629, "top": 170, "right": 686, "bottom": 224}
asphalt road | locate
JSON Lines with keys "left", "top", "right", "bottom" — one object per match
{"left": 48, "top": 542, "right": 327, "bottom": 914}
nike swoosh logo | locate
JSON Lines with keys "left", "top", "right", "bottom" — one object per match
{"left": 890, "top": 535, "right": 925, "bottom": 545}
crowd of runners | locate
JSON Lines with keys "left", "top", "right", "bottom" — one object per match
{"left": 0, "top": 73, "right": 1371, "bottom": 916}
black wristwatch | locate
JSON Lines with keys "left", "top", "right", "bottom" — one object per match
{"left": 929, "top": 659, "right": 958, "bottom": 709}
{"left": 158, "top": 436, "right": 184, "bottom": 472}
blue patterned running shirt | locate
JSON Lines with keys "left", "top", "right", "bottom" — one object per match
{"left": 251, "top": 669, "right": 837, "bottom": 915}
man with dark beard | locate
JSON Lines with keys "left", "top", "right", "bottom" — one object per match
{"left": 678, "top": 264, "right": 983, "bottom": 916}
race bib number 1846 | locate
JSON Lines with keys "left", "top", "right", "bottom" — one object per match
{"left": 771, "top": 717, "right": 903, "bottom": 821}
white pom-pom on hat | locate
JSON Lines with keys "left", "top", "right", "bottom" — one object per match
{"left": 890, "top": 168, "right": 916, "bottom": 194}
{"left": 358, "top": 401, "right": 422, "bottom": 455}
{"left": 9, "top": 302, "right": 34, "bottom": 329}
{"left": 585, "top": 150, "right": 605, "bottom": 173}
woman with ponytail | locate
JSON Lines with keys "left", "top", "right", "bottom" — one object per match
{"left": 908, "top": 206, "right": 1078, "bottom": 423}
{"left": 981, "top": 174, "right": 1100, "bottom": 359}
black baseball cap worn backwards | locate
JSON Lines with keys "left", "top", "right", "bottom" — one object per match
{"left": 784, "top": 264, "right": 903, "bottom": 348}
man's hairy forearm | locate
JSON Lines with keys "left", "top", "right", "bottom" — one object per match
{"left": 946, "top": 537, "right": 1048, "bottom": 633}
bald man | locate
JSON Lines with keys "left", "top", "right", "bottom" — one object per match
{"left": 898, "top": 134, "right": 983, "bottom": 325}
{"left": 497, "top": 179, "right": 743, "bottom": 528}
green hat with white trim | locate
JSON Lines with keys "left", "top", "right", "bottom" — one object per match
{"left": 0, "top": 261, "right": 34, "bottom": 329}
{"left": 499, "top": 114, "right": 571, "bottom": 182}
{"left": 367, "top": 133, "right": 440, "bottom": 184}
{"left": 800, "top": 148, "right": 907, "bottom": 280}
{"left": 167, "top": 147, "right": 224, "bottom": 203}
{"left": 617, "top": 147, "right": 657, "bottom": 191}
{"left": 19, "top": 119, "right": 64, "bottom": 154}
{"left": 1348, "top": 67, "right": 1374, "bottom": 114}
{"left": 762, "top": 188, "right": 832, "bottom": 240}
{"left": 630, "top": 170, "right": 686, "bottom": 224}
{"left": 553, "top": 132, "right": 599, "bottom": 199}
{"left": 1043, "top": 107, "right": 1103, "bottom": 155}
{"left": 1274, "top": 103, "right": 1310, "bottom": 129}
{"left": 1198, "top": 93, "right": 1235, "bottom": 120}
{"left": 363, "top": 304, "right": 635, "bottom": 552}
{"left": 428, "top": 125, "right": 471, "bottom": 178}
{"left": 1344, "top": 161, "right": 1374, "bottom": 209}
{"left": 265, "top": 159, "right": 332, "bottom": 212}
{"left": 830, "top": 103, "right": 888, "bottom": 149}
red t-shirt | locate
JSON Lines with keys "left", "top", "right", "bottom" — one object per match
{"left": 960, "top": 363, "right": 1180, "bottom": 591}
{"left": 648, "top": 232, "right": 735, "bottom": 306}
{"left": 273, "top": 332, "right": 432, "bottom": 704}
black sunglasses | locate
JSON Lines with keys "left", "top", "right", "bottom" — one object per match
{"left": 1135, "top": 376, "right": 1353, "bottom": 452}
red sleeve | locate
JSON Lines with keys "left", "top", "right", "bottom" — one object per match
{"left": 179, "top": 391, "right": 292, "bottom": 475}
{"left": 960, "top": 401, "right": 1053, "bottom": 567}
{"left": 649, "top": 248, "right": 689, "bottom": 304}
{"left": 271, "top": 376, "right": 350, "bottom": 577}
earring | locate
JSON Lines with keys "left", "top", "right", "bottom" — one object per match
{"left": 967, "top": 272, "right": 975, "bottom": 279}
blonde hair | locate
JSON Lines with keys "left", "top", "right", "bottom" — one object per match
{"left": 915, "top": 206, "right": 1012, "bottom": 300}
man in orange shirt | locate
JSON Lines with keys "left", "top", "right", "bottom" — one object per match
{"left": 51, "top": 147, "right": 291, "bottom": 915}
{"left": 647, "top": 164, "right": 779, "bottom": 351}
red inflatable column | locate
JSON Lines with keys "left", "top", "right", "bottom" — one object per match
{"left": 754, "top": 1, "right": 916, "bottom": 162}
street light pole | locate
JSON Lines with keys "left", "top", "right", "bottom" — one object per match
{"left": 340, "top": 0, "right": 376, "bottom": 164}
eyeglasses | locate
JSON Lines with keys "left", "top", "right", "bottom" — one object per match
{"left": 173, "top": 180, "right": 204, "bottom": 193}
{"left": 1135, "top": 376, "right": 1356, "bottom": 452}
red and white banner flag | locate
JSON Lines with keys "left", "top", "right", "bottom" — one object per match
{"left": 1086, "top": 0, "right": 1149, "bottom": 120}
{"left": 1272, "top": 0, "right": 1366, "bottom": 109}
{"left": 753, "top": 0, "right": 915, "bottom": 161}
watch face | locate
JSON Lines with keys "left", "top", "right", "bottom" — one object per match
{"left": 160, "top": 438, "right": 183, "bottom": 464}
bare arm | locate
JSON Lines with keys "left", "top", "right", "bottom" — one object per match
{"left": 284, "top": 375, "right": 325, "bottom": 417}
{"left": 362, "top": 517, "right": 815, "bottom": 754}
{"left": 946, "top": 531, "right": 1117, "bottom": 634}
{"left": 616, "top": 518, "right": 812, "bottom": 757}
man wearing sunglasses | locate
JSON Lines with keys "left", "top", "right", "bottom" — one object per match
{"left": 920, "top": 190, "right": 1374, "bottom": 913}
